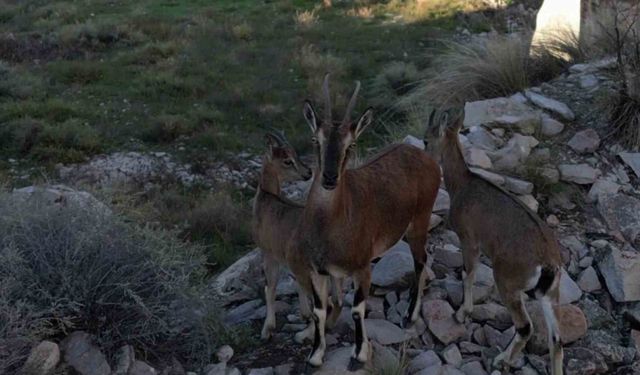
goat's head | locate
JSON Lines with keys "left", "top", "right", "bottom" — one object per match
{"left": 264, "top": 129, "right": 312, "bottom": 182}
{"left": 423, "top": 107, "right": 463, "bottom": 160}
{"left": 302, "top": 74, "right": 373, "bottom": 190}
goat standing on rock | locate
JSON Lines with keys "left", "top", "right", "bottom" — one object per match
{"left": 288, "top": 75, "right": 441, "bottom": 369}
{"left": 424, "top": 108, "right": 564, "bottom": 375}
{"left": 252, "top": 130, "right": 343, "bottom": 342}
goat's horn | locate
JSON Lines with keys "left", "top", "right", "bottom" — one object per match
{"left": 342, "top": 80, "right": 361, "bottom": 124}
{"left": 266, "top": 127, "right": 288, "bottom": 146}
{"left": 322, "top": 73, "right": 332, "bottom": 125}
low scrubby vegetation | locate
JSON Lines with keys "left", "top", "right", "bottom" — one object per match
{"left": 0, "top": 190, "right": 246, "bottom": 373}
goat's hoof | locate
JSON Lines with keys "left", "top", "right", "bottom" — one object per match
{"left": 347, "top": 357, "right": 365, "bottom": 372}
{"left": 260, "top": 327, "right": 274, "bottom": 341}
{"left": 303, "top": 362, "right": 319, "bottom": 375}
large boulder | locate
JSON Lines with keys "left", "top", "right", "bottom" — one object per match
{"left": 587, "top": 179, "right": 620, "bottom": 203}
{"left": 464, "top": 147, "right": 493, "bottom": 169}
{"left": 563, "top": 347, "right": 608, "bottom": 375}
{"left": 466, "top": 126, "right": 503, "bottom": 151}
{"left": 464, "top": 97, "right": 541, "bottom": 135}
{"left": 559, "top": 164, "right": 600, "bottom": 184}
{"left": 524, "top": 90, "right": 575, "bottom": 121}
{"left": 408, "top": 350, "right": 441, "bottom": 373}
{"left": 597, "top": 194, "right": 640, "bottom": 246}
{"left": 364, "top": 319, "right": 410, "bottom": 345}
{"left": 489, "top": 134, "right": 539, "bottom": 171}
{"left": 372, "top": 241, "right": 414, "bottom": 288}
{"left": 567, "top": 129, "right": 600, "bottom": 154}
{"left": 60, "top": 332, "right": 111, "bottom": 375}
{"left": 598, "top": 245, "right": 640, "bottom": 302}
{"left": 540, "top": 116, "right": 565, "bottom": 137}
{"left": 559, "top": 268, "right": 582, "bottom": 304}
{"left": 618, "top": 152, "right": 640, "bottom": 177}
{"left": 422, "top": 300, "right": 466, "bottom": 345}
{"left": 20, "top": 341, "right": 60, "bottom": 375}
{"left": 211, "top": 249, "right": 263, "bottom": 304}
{"left": 526, "top": 303, "right": 587, "bottom": 354}
{"left": 57, "top": 152, "right": 202, "bottom": 188}
{"left": 434, "top": 189, "right": 450, "bottom": 213}
{"left": 11, "top": 185, "right": 111, "bottom": 215}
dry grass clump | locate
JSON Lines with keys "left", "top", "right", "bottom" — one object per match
{"left": 230, "top": 22, "right": 253, "bottom": 41}
{"left": 297, "top": 44, "right": 348, "bottom": 106}
{"left": 0, "top": 191, "right": 229, "bottom": 373}
{"left": 295, "top": 9, "right": 319, "bottom": 29}
{"left": 401, "top": 35, "right": 533, "bottom": 109}
{"left": 385, "top": 0, "right": 499, "bottom": 22}
{"left": 347, "top": 6, "right": 375, "bottom": 20}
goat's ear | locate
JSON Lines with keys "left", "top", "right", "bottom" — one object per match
{"left": 351, "top": 108, "right": 373, "bottom": 139}
{"left": 264, "top": 133, "right": 280, "bottom": 160}
{"left": 303, "top": 100, "right": 318, "bottom": 133}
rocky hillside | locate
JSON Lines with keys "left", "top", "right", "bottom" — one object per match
{"left": 11, "top": 57, "right": 640, "bottom": 375}
{"left": 207, "top": 57, "right": 640, "bottom": 374}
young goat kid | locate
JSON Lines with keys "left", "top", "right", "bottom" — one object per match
{"left": 424, "top": 109, "right": 564, "bottom": 375}
{"left": 253, "top": 131, "right": 342, "bottom": 341}
{"left": 290, "top": 75, "right": 441, "bottom": 369}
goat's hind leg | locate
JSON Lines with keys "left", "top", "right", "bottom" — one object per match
{"left": 261, "top": 254, "right": 280, "bottom": 340}
{"left": 294, "top": 282, "right": 315, "bottom": 344}
{"left": 493, "top": 292, "right": 533, "bottom": 371}
{"left": 542, "top": 283, "right": 564, "bottom": 375}
{"left": 455, "top": 241, "right": 480, "bottom": 323}
{"left": 403, "top": 220, "right": 429, "bottom": 327}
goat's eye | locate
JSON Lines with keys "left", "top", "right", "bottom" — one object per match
{"left": 311, "top": 137, "right": 318, "bottom": 144}
{"left": 284, "top": 160, "right": 294, "bottom": 166}
{"left": 349, "top": 143, "right": 356, "bottom": 149}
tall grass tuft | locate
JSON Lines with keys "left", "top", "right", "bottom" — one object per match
{"left": 400, "top": 35, "right": 533, "bottom": 109}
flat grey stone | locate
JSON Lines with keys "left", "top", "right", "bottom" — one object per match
{"left": 525, "top": 90, "right": 575, "bottom": 121}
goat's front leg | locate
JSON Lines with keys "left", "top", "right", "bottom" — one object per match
{"left": 307, "top": 273, "right": 330, "bottom": 367}
{"left": 349, "top": 269, "right": 371, "bottom": 371}
{"left": 261, "top": 254, "right": 280, "bottom": 340}
{"left": 294, "top": 282, "right": 315, "bottom": 344}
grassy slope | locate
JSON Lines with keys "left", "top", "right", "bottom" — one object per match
{"left": 0, "top": 0, "right": 509, "bottom": 270}
{"left": 0, "top": 0, "right": 469, "bottom": 170}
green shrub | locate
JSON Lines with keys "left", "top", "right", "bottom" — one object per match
{"left": 0, "top": 190, "right": 229, "bottom": 373}
{"left": 142, "top": 114, "right": 197, "bottom": 143}
{"left": 369, "top": 61, "right": 421, "bottom": 109}
{"left": 49, "top": 60, "right": 106, "bottom": 85}
{"left": 0, "top": 118, "right": 44, "bottom": 155}
{"left": 32, "top": 118, "right": 102, "bottom": 162}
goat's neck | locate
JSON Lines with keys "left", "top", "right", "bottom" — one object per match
{"left": 307, "top": 175, "right": 345, "bottom": 216}
{"left": 259, "top": 162, "right": 281, "bottom": 196}
{"left": 441, "top": 129, "right": 472, "bottom": 198}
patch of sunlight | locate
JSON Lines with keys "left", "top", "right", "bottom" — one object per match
{"left": 379, "top": 0, "right": 505, "bottom": 23}
{"left": 532, "top": 0, "right": 582, "bottom": 60}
